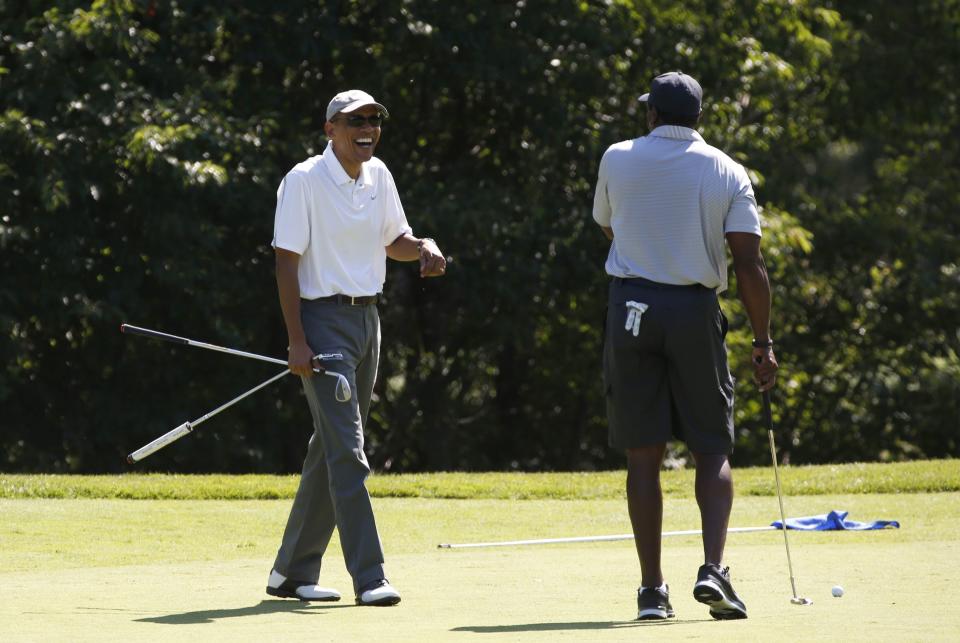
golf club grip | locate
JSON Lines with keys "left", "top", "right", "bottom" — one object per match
{"left": 762, "top": 390, "right": 774, "bottom": 432}
{"left": 126, "top": 422, "right": 193, "bottom": 463}
{"left": 121, "top": 324, "right": 190, "bottom": 346}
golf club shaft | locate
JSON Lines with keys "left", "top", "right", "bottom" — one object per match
{"left": 121, "top": 322, "right": 350, "bottom": 400}
{"left": 126, "top": 369, "right": 289, "bottom": 463}
{"left": 438, "top": 526, "right": 778, "bottom": 549}
{"left": 765, "top": 390, "right": 801, "bottom": 600}
{"left": 121, "top": 324, "right": 287, "bottom": 367}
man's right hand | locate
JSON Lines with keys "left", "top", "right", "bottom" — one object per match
{"left": 288, "top": 340, "right": 315, "bottom": 377}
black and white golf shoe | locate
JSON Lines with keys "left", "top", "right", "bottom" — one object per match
{"left": 265, "top": 569, "right": 341, "bottom": 602}
{"left": 356, "top": 578, "right": 401, "bottom": 606}
{"left": 636, "top": 584, "right": 675, "bottom": 620}
{"left": 693, "top": 564, "right": 747, "bottom": 620}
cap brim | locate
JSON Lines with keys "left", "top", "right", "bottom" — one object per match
{"left": 638, "top": 93, "right": 650, "bottom": 103}
{"left": 340, "top": 99, "right": 389, "bottom": 118}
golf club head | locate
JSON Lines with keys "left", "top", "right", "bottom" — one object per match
{"left": 791, "top": 597, "right": 813, "bottom": 605}
{"left": 329, "top": 372, "right": 351, "bottom": 402}
{"left": 308, "top": 354, "right": 351, "bottom": 402}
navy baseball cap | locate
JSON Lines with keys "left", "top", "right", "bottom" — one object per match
{"left": 638, "top": 72, "right": 702, "bottom": 117}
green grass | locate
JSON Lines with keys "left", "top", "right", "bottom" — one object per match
{"left": 0, "top": 493, "right": 947, "bottom": 571}
{"left": 2, "top": 463, "right": 959, "bottom": 641}
{"left": 2, "top": 490, "right": 959, "bottom": 641}
{"left": 2, "top": 458, "right": 957, "bottom": 499}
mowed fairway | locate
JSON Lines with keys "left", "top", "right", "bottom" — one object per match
{"left": 1, "top": 470, "right": 959, "bottom": 642}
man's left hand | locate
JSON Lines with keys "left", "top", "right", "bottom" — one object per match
{"left": 419, "top": 239, "right": 447, "bottom": 277}
{"left": 752, "top": 347, "right": 779, "bottom": 392}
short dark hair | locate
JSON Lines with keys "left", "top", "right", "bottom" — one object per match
{"left": 648, "top": 104, "right": 699, "bottom": 128}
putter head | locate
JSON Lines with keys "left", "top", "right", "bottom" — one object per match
{"left": 791, "top": 597, "right": 813, "bottom": 605}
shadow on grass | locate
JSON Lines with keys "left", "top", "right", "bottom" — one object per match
{"left": 453, "top": 618, "right": 714, "bottom": 633}
{"left": 135, "top": 599, "right": 351, "bottom": 624}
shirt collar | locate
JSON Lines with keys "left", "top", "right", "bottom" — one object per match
{"left": 322, "top": 140, "right": 372, "bottom": 187}
{"left": 649, "top": 125, "right": 704, "bottom": 143}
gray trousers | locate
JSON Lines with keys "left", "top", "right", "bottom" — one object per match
{"left": 272, "top": 299, "right": 385, "bottom": 594}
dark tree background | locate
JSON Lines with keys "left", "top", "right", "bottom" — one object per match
{"left": 1, "top": 0, "right": 957, "bottom": 472}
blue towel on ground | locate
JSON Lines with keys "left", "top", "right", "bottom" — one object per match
{"left": 771, "top": 510, "right": 900, "bottom": 531}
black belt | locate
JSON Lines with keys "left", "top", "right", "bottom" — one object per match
{"left": 314, "top": 294, "right": 380, "bottom": 306}
{"left": 614, "top": 276, "right": 707, "bottom": 291}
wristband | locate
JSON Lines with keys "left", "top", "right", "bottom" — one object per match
{"left": 752, "top": 338, "right": 774, "bottom": 348}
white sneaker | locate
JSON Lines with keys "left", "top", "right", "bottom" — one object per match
{"left": 356, "top": 579, "right": 401, "bottom": 606}
{"left": 265, "top": 569, "right": 341, "bottom": 602}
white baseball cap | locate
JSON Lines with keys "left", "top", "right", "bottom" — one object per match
{"left": 325, "top": 89, "right": 389, "bottom": 121}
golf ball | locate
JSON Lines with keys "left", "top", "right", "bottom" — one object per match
{"left": 832, "top": 585, "right": 844, "bottom": 597}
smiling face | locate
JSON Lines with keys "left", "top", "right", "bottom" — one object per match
{"left": 324, "top": 105, "right": 383, "bottom": 179}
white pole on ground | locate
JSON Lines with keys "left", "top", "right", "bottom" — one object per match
{"left": 437, "top": 525, "right": 778, "bottom": 549}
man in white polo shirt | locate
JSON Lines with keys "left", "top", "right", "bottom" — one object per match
{"left": 593, "top": 72, "right": 779, "bottom": 621}
{"left": 266, "top": 89, "right": 446, "bottom": 607}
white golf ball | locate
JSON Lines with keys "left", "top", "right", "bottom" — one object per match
{"left": 831, "top": 585, "right": 844, "bottom": 597}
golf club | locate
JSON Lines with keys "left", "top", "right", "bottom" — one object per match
{"left": 438, "top": 525, "right": 778, "bottom": 549}
{"left": 764, "top": 390, "right": 813, "bottom": 606}
{"left": 126, "top": 369, "right": 290, "bottom": 463}
{"left": 120, "top": 323, "right": 351, "bottom": 402}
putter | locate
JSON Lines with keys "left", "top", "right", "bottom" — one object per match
{"left": 120, "top": 323, "right": 351, "bottom": 402}
{"left": 764, "top": 390, "right": 812, "bottom": 606}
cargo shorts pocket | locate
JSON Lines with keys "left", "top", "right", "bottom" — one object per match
{"left": 715, "top": 307, "right": 729, "bottom": 340}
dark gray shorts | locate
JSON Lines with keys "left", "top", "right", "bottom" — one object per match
{"left": 603, "top": 277, "right": 735, "bottom": 454}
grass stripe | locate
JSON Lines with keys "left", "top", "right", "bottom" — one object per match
{"left": 1, "top": 459, "right": 957, "bottom": 500}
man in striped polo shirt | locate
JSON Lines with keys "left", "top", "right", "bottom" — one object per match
{"left": 593, "top": 72, "right": 779, "bottom": 621}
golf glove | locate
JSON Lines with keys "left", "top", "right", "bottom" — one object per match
{"left": 624, "top": 301, "right": 649, "bottom": 337}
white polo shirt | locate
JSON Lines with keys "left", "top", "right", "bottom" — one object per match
{"left": 272, "top": 141, "right": 412, "bottom": 299}
{"left": 592, "top": 126, "right": 761, "bottom": 292}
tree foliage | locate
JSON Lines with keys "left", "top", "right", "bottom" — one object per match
{"left": 1, "top": 0, "right": 956, "bottom": 472}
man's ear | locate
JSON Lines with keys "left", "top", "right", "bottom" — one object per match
{"left": 323, "top": 120, "right": 335, "bottom": 138}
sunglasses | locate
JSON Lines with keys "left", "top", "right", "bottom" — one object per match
{"left": 334, "top": 113, "right": 385, "bottom": 128}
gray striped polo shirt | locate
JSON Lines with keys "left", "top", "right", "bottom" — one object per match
{"left": 592, "top": 125, "right": 761, "bottom": 292}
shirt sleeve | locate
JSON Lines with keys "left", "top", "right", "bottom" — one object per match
{"left": 380, "top": 167, "right": 413, "bottom": 245}
{"left": 272, "top": 171, "right": 310, "bottom": 254}
{"left": 592, "top": 150, "right": 612, "bottom": 227}
{"left": 723, "top": 164, "right": 762, "bottom": 236}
